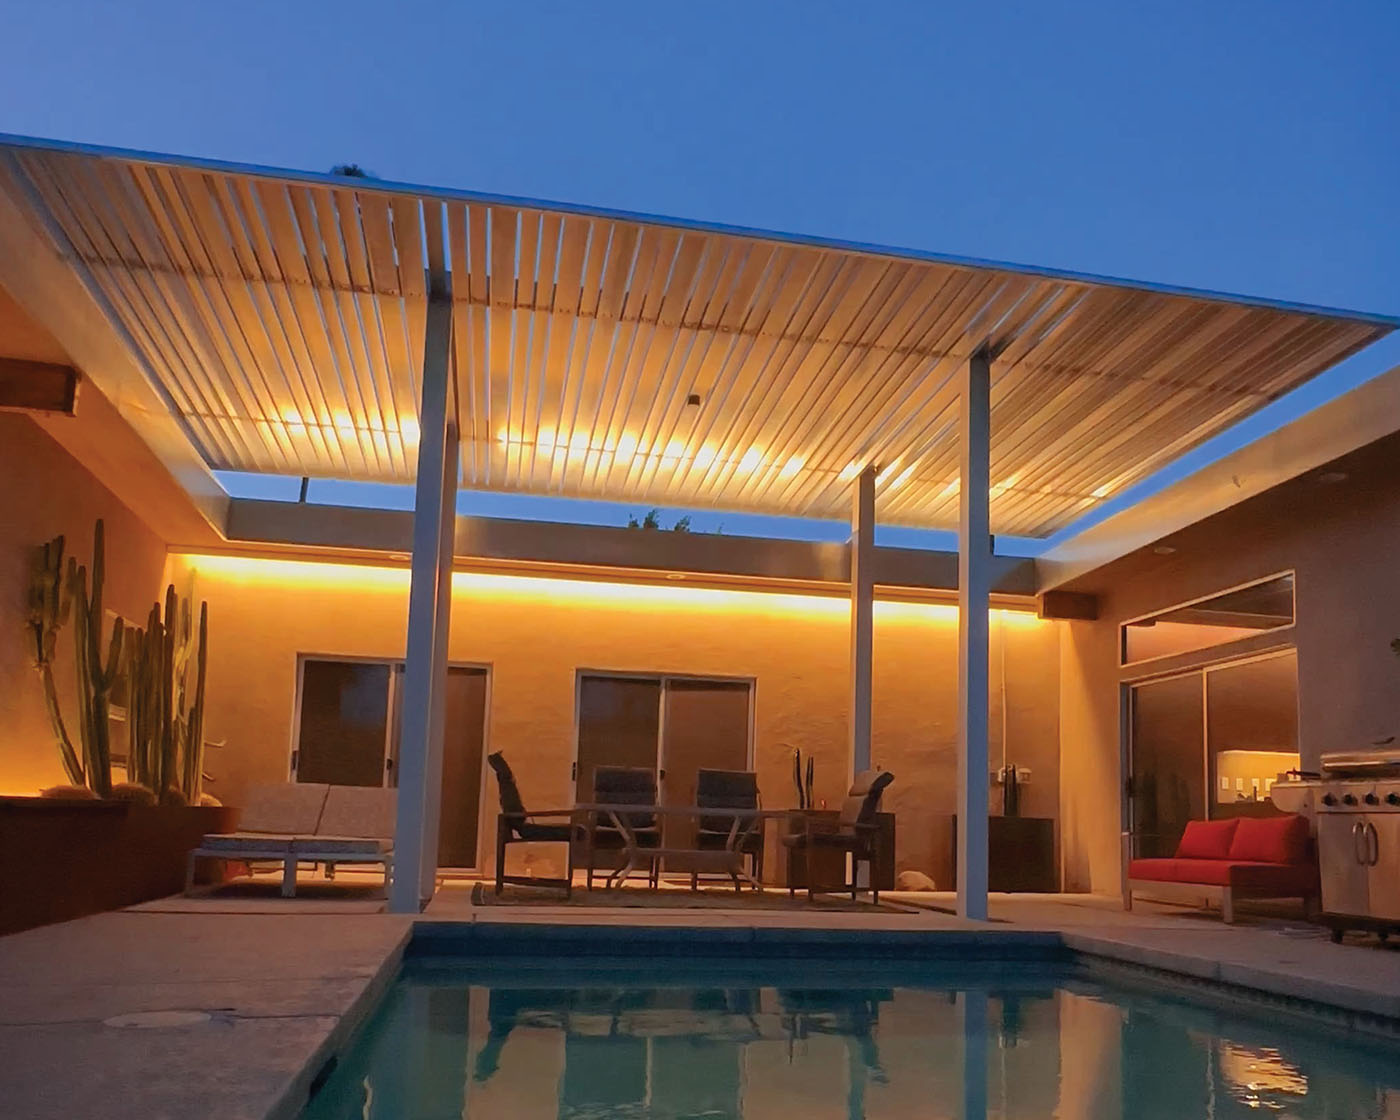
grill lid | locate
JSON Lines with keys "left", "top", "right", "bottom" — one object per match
{"left": 1320, "top": 745, "right": 1400, "bottom": 777}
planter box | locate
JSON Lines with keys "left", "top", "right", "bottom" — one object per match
{"left": 0, "top": 797, "right": 238, "bottom": 936}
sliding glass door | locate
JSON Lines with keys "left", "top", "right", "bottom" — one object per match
{"left": 293, "top": 657, "right": 489, "bottom": 869}
{"left": 575, "top": 673, "right": 753, "bottom": 854}
{"left": 1127, "top": 650, "right": 1299, "bottom": 859}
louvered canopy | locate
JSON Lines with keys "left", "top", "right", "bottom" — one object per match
{"left": 1, "top": 138, "right": 1390, "bottom": 537}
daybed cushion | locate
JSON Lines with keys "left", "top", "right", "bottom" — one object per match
{"left": 1228, "top": 814, "right": 1309, "bottom": 864}
{"left": 1128, "top": 858, "right": 1318, "bottom": 894}
{"left": 199, "top": 832, "right": 295, "bottom": 855}
{"left": 1174, "top": 818, "right": 1239, "bottom": 860}
{"left": 317, "top": 786, "right": 396, "bottom": 840}
{"left": 238, "top": 783, "right": 330, "bottom": 835}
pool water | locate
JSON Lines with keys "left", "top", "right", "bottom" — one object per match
{"left": 303, "top": 957, "right": 1400, "bottom": 1119}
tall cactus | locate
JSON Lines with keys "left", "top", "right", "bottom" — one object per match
{"left": 68, "top": 520, "right": 124, "bottom": 798}
{"left": 26, "top": 535, "right": 83, "bottom": 786}
{"left": 126, "top": 583, "right": 209, "bottom": 803}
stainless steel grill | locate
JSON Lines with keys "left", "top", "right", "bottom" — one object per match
{"left": 1273, "top": 749, "right": 1400, "bottom": 940}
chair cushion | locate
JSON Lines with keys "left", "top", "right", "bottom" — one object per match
{"left": 591, "top": 767, "right": 658, "bottom": 830}
{"left": 317, "top": 786, "right": 396, "bottom": 840}
{"left": 1174, "top": 818, "right": 1239, "bottom": 860}
{"left": 840, "top": 769, "right": 894, "bottom": 827}
{"left": 487, "top": 752, "right": 528, "bottom": 817}
{"left": 292, "top": 836, "right": 392, "bottom": 855}
{"left": 199, "top": 832, "right": 295, "bottom": 854}
{"left": 237, "top": 784, "right": 329, "bottom": 835}
{"left": 1228, "top": 814, "right": 1310, "bottom": 864}
{"left": 696, "top": 770, "right": 758, "bottom": 833}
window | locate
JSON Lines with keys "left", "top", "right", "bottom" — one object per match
{"left": 1121, "top": 572, "right": 1294, "bottom": 665}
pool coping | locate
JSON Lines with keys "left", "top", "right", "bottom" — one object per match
{"left": 264, "top": 924, "right": 413, "bottom": 1120}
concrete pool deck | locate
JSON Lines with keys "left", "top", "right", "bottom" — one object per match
{"left": 2, "top": 885, "right": 1399, "bottom": 1119}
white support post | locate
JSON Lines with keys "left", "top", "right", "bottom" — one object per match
{"left": 957, "top": 347, "right": 992, "bottom": 921}
{"left": 849, "top": 465, "right": 877, "bottom": 776}
{"left": 390, "top": 290, "right": 456, "bottom": 914}
{"left": 418, "top": 402, "right": 459, "bottom": 901}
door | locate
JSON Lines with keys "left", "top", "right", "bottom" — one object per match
{"left": 660, "top": 679, "right": 752, "bottom": 850}
{"left": 294, "top": 659, "right": 392, "bottom": 786}
{"left": 1129, "top": 674, "right": 1205, "bottom": 858}
{"left": 295, "top": 658, "right": 488, "bottom": 869}
{"left": 436, "top": 667, "right": 488, "bottom": 868}
{"left": 575, "top": 675, "right": 662, "bottom": 800}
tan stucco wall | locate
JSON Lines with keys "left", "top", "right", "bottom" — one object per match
{"left": 169, "top": 553, "right": 1062, "bottom": 881}
{"left": 0, "top": 414, "right": 168, "bottom": 793}
{"left": 1057, "top": 433, "right": 1400, "bottom": 894}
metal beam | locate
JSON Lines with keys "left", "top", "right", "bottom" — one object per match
{"left": 957, "top": 348, "right": 992, "bottom": 920}
{"left": 390, "top": 291, "right": 455, "bottom": 913}
{"left": 849, "top": 466, "right": 877, "bottom": 774}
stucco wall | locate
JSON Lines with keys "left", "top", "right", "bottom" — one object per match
{"left": 170, "top": 553, "right": 1062, "bottom": 882}
{"left": 1057, "top": 431, "right": 1400, "bottom": 893}
{"left": 0, "top": 414, "right": 168, "bottom": 793}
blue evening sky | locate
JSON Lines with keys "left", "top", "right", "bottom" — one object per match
{"left": 4, "top": 1, "right": 1397, "bottom": 551}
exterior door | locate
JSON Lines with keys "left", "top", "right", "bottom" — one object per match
{"left": 660, "top": 679, "right": 752, "bottom": 850}
{"left": 575, "top": 675, "right": 663, "bottom": 800}
{"left": 1128, "top": 674, "right": 1205, "bottom": 859}
{"left": 294, "top": 658, "right": 488, "bottom": 870}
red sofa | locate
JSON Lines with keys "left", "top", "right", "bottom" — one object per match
{"left": 1122, "top": 815, "right": 1319, "bottom": 923}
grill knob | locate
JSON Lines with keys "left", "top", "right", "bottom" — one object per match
{"left": 1365, "top": 792, "right": 1380, "bottom": 805}
{"left": 1322, "top": 793, "right": 1337, "bottom": 806}
{"left": 1342, "top": 793, "right": 1358, "bottom": 806}
{"left": 1388, "top": 793, "right": 1400, "bottom": 806}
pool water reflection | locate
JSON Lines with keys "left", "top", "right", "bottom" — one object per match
{"left": 302, "top": 958, "right": 1400, "bottom": 1119}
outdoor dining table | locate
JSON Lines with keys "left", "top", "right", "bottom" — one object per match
{"left": 572, "top": 803, "right": 789, "bottom": 891}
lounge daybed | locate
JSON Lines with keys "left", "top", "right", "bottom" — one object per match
{"left": 185, "top": 783, "right": 395, "bottom": 897}
{"left": 1123, "top": 814, "right": 1319, "bottom": 923}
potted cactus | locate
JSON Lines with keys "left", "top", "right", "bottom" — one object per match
{"left": 3, "top": 520, "right": 234, "bottom": 935}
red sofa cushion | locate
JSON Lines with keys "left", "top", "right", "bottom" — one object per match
{"left": 1130, "top": 857, "right": 1235, "bottom": 886}
{"left": 1228, "top": 814, "right": 1309, "bottom": 864}
{"left": 1175, "top": 818, "right": 1239, "bottom": 859}
{"left": 1129, "top": 857, "right": 1319, "bottom": 895}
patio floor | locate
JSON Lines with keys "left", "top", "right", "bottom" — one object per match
{"left": 2, "top": 882, "right": 1398, "bottom": 1120}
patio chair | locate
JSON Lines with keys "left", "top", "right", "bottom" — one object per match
{"left": 781, "top": 769, "right": 894, "bottom": 903}
{"left": 692, "top": 768, "right": 764, "bottom": 889}
{"left": 488, "top": 751, "right": 574, "bottom": 897}
{"left": 581, "top": 766, "right": 661, "bottom": 889}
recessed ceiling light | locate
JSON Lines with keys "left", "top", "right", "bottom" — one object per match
{"left": 1152, "top": 545, "right": 1177, "bottom": 556}
{"left": 1319, "top": 470, "right": 1348, "bottom": 484}
{"left": 665, "top": 573, "right": 685, "bottom": 581}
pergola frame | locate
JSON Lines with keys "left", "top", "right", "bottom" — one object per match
{"left": 0, "top": 133, "right": 1391, "bottom": 917}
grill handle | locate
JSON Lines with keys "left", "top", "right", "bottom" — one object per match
{"left": 1366, "top": 821, "right": 1380, "bottom": 867}
{"left": 1354, "top": 821, "right": 1369, "bottom": 865}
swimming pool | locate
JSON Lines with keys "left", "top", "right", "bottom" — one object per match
{"left": 303, "top": 954, "right": 1400, "bottom": 1119}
